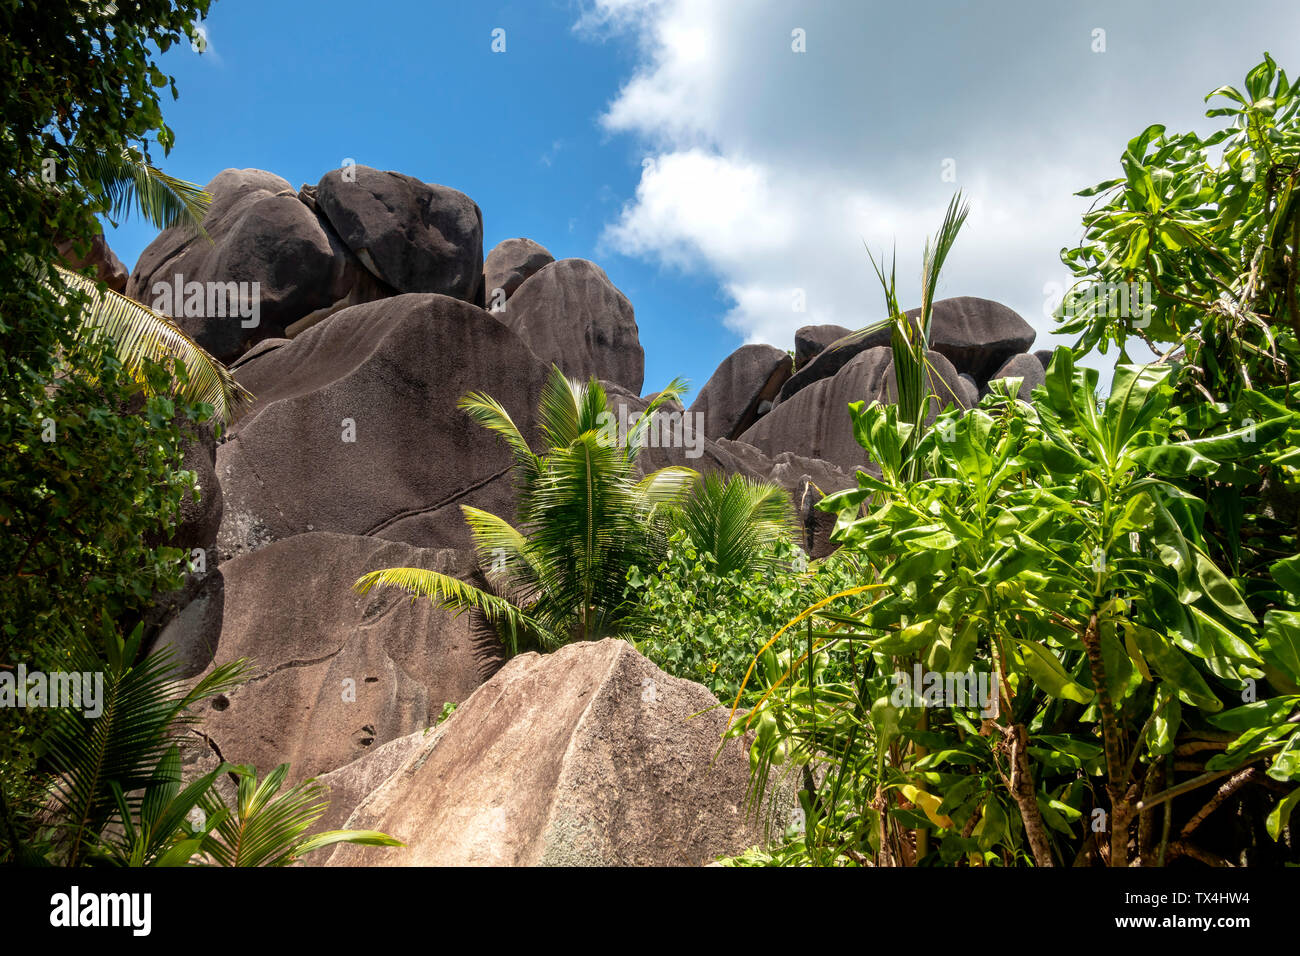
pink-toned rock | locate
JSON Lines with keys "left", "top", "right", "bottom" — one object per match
{"left": 157, "top": 532, "right": 504, "bottom": 783}
{"left": 326, "top": 639, "right": 782, "bottom": 866}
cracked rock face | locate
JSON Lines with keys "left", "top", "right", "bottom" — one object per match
{"left": 159, "top": 532, "right": 503, "bottom": 783}
{"left": 214, "top": 292, "right": 550, "bottom": 559}
{"left": 324, "top": 639, "right": 787, "bottom": 867}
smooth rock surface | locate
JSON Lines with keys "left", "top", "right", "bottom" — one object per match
{"left": 126, "top": 168, "right": 367, "bottom": 361}
{"left": 326, "top": 639, "right": 778, "bottom": 866}
{"left": 215, "top": 293, "right": 549, "bottom": 560}
{"left": 495, "top": 258, "right": 645, "bottom": 393}
{"left": 688, "top": 343, "right": 792, "bottom": 441}
{"left": 483, "top": 237, "right": 554, "bottom": 306}
{"left": 162, "top": 532, "right": 503, "bottom": 783}
{"left": 316, "top": 165, "right": 483, "bottom": 301}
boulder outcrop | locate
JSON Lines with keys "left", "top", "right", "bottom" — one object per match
{"left": 158, "top": 532, "right": 503, "bottom": 783}
{"left": 325, "top": 639, "right": 779, "bottom": 866}
{"left": 494, "top": 258, "right": 645, "bottom": 393}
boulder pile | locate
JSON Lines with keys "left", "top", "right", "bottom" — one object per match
{"left": 117, "top": 164, "right": 1042, "bottom": 864}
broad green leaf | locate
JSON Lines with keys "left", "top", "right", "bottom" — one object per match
{"left": 1267, "top": 787, "right": 1300, "bottom": 840}
{"left": 1015, "top": 640, "right": 1094, "bottom": 704}
{"left": 1194, "top": 550, "right": 1255, "bottom": 624}
{"left": 1133, "top": 627, "right": 1223, "bottom": 712}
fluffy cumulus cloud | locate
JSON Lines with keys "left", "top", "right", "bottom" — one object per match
{"left": 579, "top": 0, "right": 1300, "bottom": 365}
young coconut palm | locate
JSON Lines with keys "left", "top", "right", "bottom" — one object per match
{"left": 655, "top": 472, "right": 795, "bottom": 578}
{"left": 356, "top": 366, "right": 697, "bottom": 654}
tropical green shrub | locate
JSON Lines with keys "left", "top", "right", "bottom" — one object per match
{"left": 735, "top": 356, "right": 1300, "bottom": 867}
{"left": 0, "top": 0, "right": 255, "bottom": 854}
{"left": 731, "top": 81, "right": 1300, "bottom": 863}
{"left": 355, "top": 369, "right": 795, "bottom": 657}
{"left": 628, "top": 532, "right": 818, "bottom": 702}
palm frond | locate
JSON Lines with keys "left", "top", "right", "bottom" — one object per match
{"left": 94, "top": 747, "right": 230, "bottom": 867}
{"left": 866, "top": 193, "right": 969, "bottom": 477}
{"left": 635, "top": 466, "right": 699, "bottom": 509}
{"left": 354, "top": 567, "right": 552, "bottom": 654}
{"left": 460, "top": 505, "right": 540, "bottom": 593}
{"left": 52, "top": 263, "right": 253, "bottom": 424}
{"left": 625, "top": 376, "right": 691, "bottom": 464}
{"left": 66, "top": 145, "right": 210, "bottom": 235}
{"left": 198, "top": 763, "right": 402, "bottom": 866}
{"left": 39, "top": 627, "right": 249, "bottom": 866}
{"left": 535, "top": 365, "right": 588, "bottom": 452}
{"left": 668, "top": 473, "right": 796, "bottom": 577}
{"left": 458, "top": 391, "right": 538, "bottom": 472}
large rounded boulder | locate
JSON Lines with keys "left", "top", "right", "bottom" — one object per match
{"left": 126, "top": 168, "right": 365, "bottom": 362}
{"left": 987, "top": 352, "right": 1046, "bottom": 398}
{"left": 793, "top": 324, "right": 850, "bottom": 370}
{"left": 324, "top": 639, "right": 784, "bottom": 866}
{"left": 215, "top": 293, "right": 550, "bottom": 559}
{"left": 495, "top": 258, "right": 645, "bottom": 393}
{"left": 315, "top": 165, "right": 483, "bottom": 302}
{"left": 483, "top": 237, "right": 554, "bottom": 307}
{"left": 688, "top": 343, "right": 792, "bottom": 441}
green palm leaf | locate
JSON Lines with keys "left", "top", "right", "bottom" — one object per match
{"left": 39, "top": 626, "right": 249, "bottom": 866}
{"left": 66, "top": 144, "right": 211, "bottom": 235}
{"left": 354, "top": 566, "right": 554, "bottom": 654}
{"left": 52, "top": 263, "right": 253, "bottom": 423}
{"left": 666, "top": 473, "right": 796, "bottom": 577}
{"left": 198, "top": 763, "right": 402, "bottom": 867}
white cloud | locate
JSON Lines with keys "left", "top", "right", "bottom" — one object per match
{"left": 581, "top": 0, "right": 1300, "bottom": 377}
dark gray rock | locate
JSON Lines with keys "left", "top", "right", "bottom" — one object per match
{"left": 215, "top": 293, "right": 550, "bottom": 560}
{"left": 777, "top": 297, "right": 1035, "bottom": 403}
{"left": 794, "top": 324, "right": 850, "bottom": 370}
{"left": 743, "top": 347, "right": 895, "bottom": 474}
{"left": 126, "top": 168, "right": 369, "bottom": 362}
{"left": 483, "top": 238, "right": 554, "bottom": 308}
{"left": 688, "top": 344, "right": 792, "bottom": 440}
{"left": 316, "top": 165, "right": 483, "bottom": 301}
{"left": 957, "top": 373, "right": 980, "bottom": 408}
{"left": 741, "top": 347, "right": 970, "bottom": 475}
{"left": 496, "top": 258, "right": 644, "bottom": 393}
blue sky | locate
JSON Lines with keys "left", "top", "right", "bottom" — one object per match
{"left": 106, "top": 0, "right": 1300, "bottom": 397}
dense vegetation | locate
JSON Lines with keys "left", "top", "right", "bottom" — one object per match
{"left": 721, "top": 55, "right": 1300, "bottom": 867}
{"left": 0, "top": 0, "right": 390, "bottom": 865}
